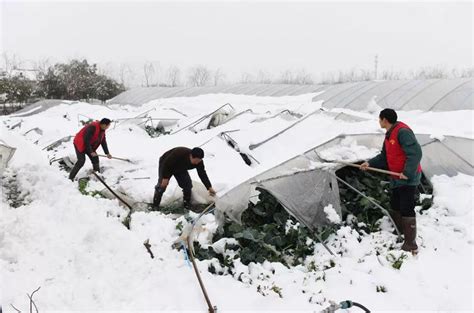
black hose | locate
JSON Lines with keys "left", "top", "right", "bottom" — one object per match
{"left": 352, "top": 301, "right": 371, "bottom": 313}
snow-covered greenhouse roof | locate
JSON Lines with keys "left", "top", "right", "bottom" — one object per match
{"left": 12, "top": 99, "right": 83, "bottom": 117}
{"left": 110, "top": 78, "right": 473, "bottom": 111}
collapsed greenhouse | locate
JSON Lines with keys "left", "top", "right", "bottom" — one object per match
{"left": 2, "top": 78, "right": 474, "bottom": 311}
{"left": 5, "top": 80, "right": 473, "bottom": 227}
{"left": 212, "top": 133, "right": 473, "bottom": 254}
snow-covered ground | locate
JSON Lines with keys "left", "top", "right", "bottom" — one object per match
{"left": 1, "top": 93, "right": 473, "bottom": 312}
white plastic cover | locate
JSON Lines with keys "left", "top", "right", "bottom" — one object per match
{"left": 0, "top": 140, "right": 16, "bottom": 173}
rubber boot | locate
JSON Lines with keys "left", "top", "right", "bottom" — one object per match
{"left": 183, "top": 188, "right": 192, "bottom": 210}
{"left": 401, "top": 217, "right": 418, "bottom": 254}
{"left": 390, "top": 210, "right": 403, "bottom": 235}
{"left": 152, "top": 186, "right": 164, "bottom": 210}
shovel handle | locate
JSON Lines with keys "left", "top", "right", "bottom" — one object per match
{"left": 337, "top": 161, "right": 401, "bottom": 177}
{"left": 97, "top": 154, "right": 132, "bottom": 163}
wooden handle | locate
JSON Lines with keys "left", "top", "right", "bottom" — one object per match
{"left": 97, "top": 154, "right": 132, "bottom": 163}
{"left": 337, "top": 161, "right": 401, "bottom": 176}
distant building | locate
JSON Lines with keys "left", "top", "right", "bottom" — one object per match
{"left": 0, "top": 68, "right": 39, "bottom": 81}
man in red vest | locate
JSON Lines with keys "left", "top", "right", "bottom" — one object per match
{"left": 361, "top": 109, "right": 422, "bottom": 254}
{"left": 69, "top": 118, "right": 112, "bottom": 180}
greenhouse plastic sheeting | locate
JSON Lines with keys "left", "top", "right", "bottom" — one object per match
{"left": 312, "top": 82, "right": 365, "bottom": 109}
{"left": 109, "top": 79, "right": 474, "bottom": 111}
{"left": 259, "top": 169, "right": 341, "bottom": 229}
{"left": 431, "top": 80, "right": 474, "bottom": 111}
{"left": 380, "top": 80, "right": 434, "bottom": 110}
{"left": 215, "top": 154, "right": 313, "bottom": 224}
{"left": 441, "top": 136, "right": 473, "bottom": 166}
{"left": 0, "top": 140, "right": 16, "bottom": 173}
{"left": 402, "top": 78, "right": 472, "bottom": 111}
{"left": 325, "top": 81, "right": 378, "bottom": 109}
{"left": 344, "top": 80, "right": 411, "bottom": 111}
{"left": 420, "top": 141, "right": 474, "bottom": 178}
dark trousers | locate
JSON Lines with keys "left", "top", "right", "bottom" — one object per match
{"left": 390, "top": 185, "right": 417, "bottom": 217}
{"left": 69, "top": 145, "right": 100, "bottom": 180}
{"left": 154, "top": 168, "right": 193, "bottom": 207}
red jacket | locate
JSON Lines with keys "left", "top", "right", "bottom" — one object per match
{"left": 385, "top": 122, "right": 422, "bottom": 178}
{"left": 73, "top": 121, "right": 106, "bottom": 153}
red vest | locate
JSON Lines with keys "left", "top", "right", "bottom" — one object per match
{"left": 385, "top": 122, "right": 422, "bottom": 179}
{"left": 73, "top": 121, "right": 105, "bottom": 153}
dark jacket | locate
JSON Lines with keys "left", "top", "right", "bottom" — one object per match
{"left": 159, "top": 147, "right": 212, "bottom": 189}
{"left": 369, "top": 122, "right": 422, "bottom": 188}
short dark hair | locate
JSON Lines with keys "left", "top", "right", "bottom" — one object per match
{"left": 100, "top": 118, "right": 112, "bottom": 125}
{"left": 191, "top": 147, "right": 204, "bottom": 159}
{"left": 379, "top": 109, "right": 397, "bottom": 124}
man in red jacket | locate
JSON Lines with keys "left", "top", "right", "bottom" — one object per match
{"left": 69, "top": 118, "right": 112, "bottom": 180}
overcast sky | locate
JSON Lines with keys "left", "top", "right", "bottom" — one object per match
{"left": 1, "top": 0, "right": 472, "bottom": 83}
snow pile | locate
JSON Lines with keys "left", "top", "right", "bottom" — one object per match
{"left": 324, "top": 204, "right": 341, "bottom": 224}
{"left": 365, "top": 95, "right": 382, "bottom": 114}
{"left": 318, "top": 137, "right": 380, "bottom": 163}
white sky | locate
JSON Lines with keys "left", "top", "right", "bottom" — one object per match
{"left": 1, "top": 0, "right": 473, "bottom": 83}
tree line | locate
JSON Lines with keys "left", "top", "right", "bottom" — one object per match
{"left": 0, "top": 58, "right": 125, "bottom": 108}
{"left": 1, "top": 52, "right": 473, "bottom": 111}
{"left": 118, "top": 63, "right": 474, "bottom": 88}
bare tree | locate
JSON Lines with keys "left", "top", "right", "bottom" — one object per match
{"left": 319, "top": 68, "right": 373, "bottom": 84}
{"left": 166, "top": 65, "right": 181, "bottom": 87}
{"left": 278, "top": 70, "right": 294, "bottom": 84}
{"left": 213, "top": 68, "right": 225, "bottom": 86}
{"left": 358, "top": 69, "right": 372, "bottom": 81}
{"left": 153, "top": 62, "right": 162, "bottom": 86}
{"left": 187, "top": 65, "right": 211, "bottom": 87}
{"left": 413, "top": 66, "right": 448, "bottom": 79}
{"left": 119, "top": 63, "right": 134, "bottom": 87}
{"left": 320, "top": 71, "right": 336, "bottom": 84}
{"left": 338, "top": 68, "right": 355, "bottom": 83}
{"left": 294, "top": 69, "right": 313, "bottom": 85}
{"left": 240, "top": 72, "right": 255, "bottom": 84}
{"left": 97, "top": 62, "right": 114, "bottom": 76}
{"left": 459, "top": 67, "right": 474, "bottom": 78}
{"left": 256, "top": 70, "right": 272, "bottom": 84}
{"left": 1, "top": 52, "right": 23, "bottom": 76}
{"left": 143, "top": 62, "right": 155, "bottom": 87}
{"left": 34, "top": 57, "right": 51, "bottom": 80}
{"left": 381, "top": 69, "right": 403, "bottom": 80}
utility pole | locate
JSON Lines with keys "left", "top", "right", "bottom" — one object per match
{"left": 374, "top": 54, "right": 378, "bottom": 80}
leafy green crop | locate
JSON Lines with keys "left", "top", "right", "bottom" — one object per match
{"left": 191, "top": 166, "right": 433, "bottom": 273}
{"left": 77, "top": 178, "right": 105, "bottom": 198}
{"left": 193, "top": 188, "right": 323, "bottom": 269}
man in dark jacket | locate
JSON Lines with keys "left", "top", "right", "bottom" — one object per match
{"left": 69, "top": 118, "right": 112, "bottom": 180}
{"left": 153, "top": 147, "right": 216, "bottom": 210}
{"left": 360, "top": 109, "right": 422, "bottom": 254}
